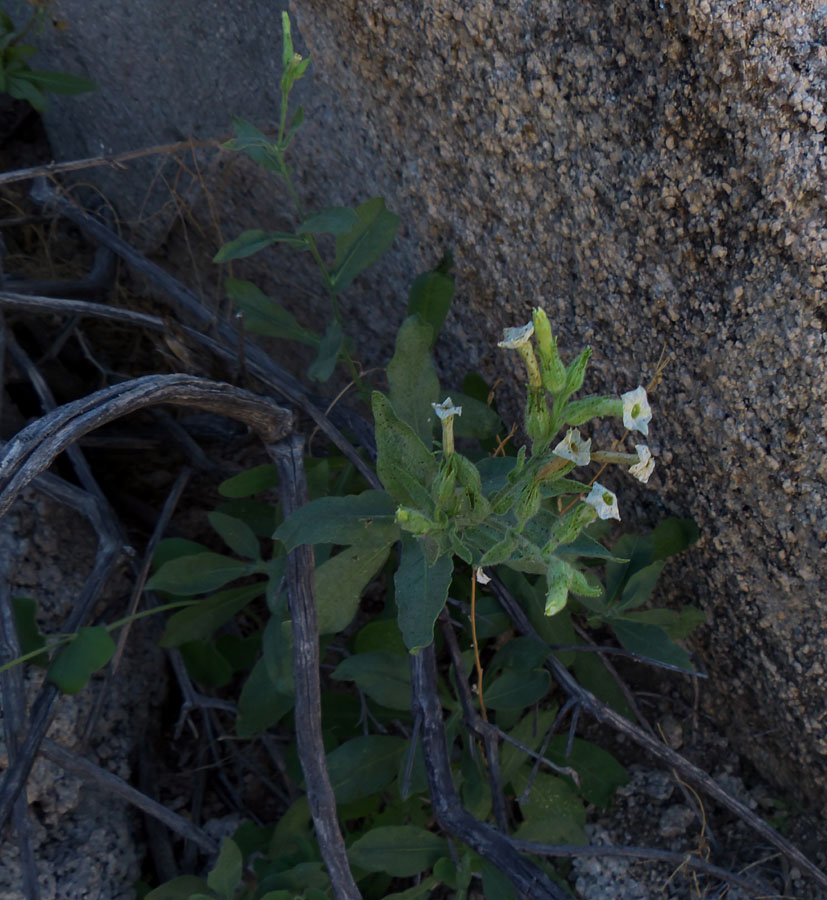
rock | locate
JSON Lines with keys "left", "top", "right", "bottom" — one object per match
{"left": 8, "top": 0, "right": 827, "bottom": 817}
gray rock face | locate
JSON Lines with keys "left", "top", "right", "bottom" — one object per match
{"left": 8, "top": 0, "right": 827, "bottom": 816}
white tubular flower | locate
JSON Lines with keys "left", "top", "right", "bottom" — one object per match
{"left": 432, "top": 397, "right": 463, "bottom": 419}
{"left": 585, "top": 482, "right": 621, "bottom": 520}
{"left": 475, "top": 567, "right": 491, "bottom": 585}
{"left": 553, "top": 429, "right": 592, "bottom": 466}
{"left": 629, "top": 444, "right": 655, "bottom": 483}
{"left": 497, "top": 322, "right": 534, "bottom": 349}
{"left": 432, "top": 397, "right": 461, "bottom": 457}
{"left": 621, "top": 386, "right": 652, "bottom": 436}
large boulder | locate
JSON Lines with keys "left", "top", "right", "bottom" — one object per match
{"left": 7, "top": 0, "right": 827, "bottom": 814}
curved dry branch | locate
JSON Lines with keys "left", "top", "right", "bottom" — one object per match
{"left": 0, "top": 373, "right": 292, "bottom": 520}
{"left": 270, "top": 435, "right": 361, "bottom": 900}
{"left": 411, "top": 644, "right": 569, "bottom": 900}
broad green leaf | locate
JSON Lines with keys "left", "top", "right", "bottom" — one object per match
{"left": 151, "top": 538, "right": 208, "bottom": 571}
{"left": 224, "top": 116, "right": 282, "bottom": 173}
{"left": 488, "top": 635, "right": 549, "bottom": 675}
{"left": 297, "top": 206, "right": 359, "bottom": 235}
{"left": 609, "top": 618, "right": 695, "bottom": 671}
{"left": 214, "top": 230, "right": 308, "bottom": 263}
{"left": 331, "top": 651, "right": 411, "bottom": 709}
{"left": 179, "top": 640, "right": 233, "bottom": 687}
{"left": 160, "top": 582, "right": 265, "bottom": 647}
{"left": 386, "top": 315, "right": 440, "bottom": 444}
{"left": 330, "top": 197, "right": 400, "bottom": 293}
{"left": 22, "top": 69, "right": 95, "bottom": 94}
{"left": 236, "top": 657, "right": 294, "bottom": 737}
{"left": 394, "top": 536, "right": 453, "bottom": 653}
{"left": 605, "top": 533, "right": 654, "bottom": 603}
{"left": 207, "top": 838, "right": 242, "bottom": 900}
{"left": 208, "top": 511, "right": 261, "bottom": 560}
{"left": 557, "top": 532, "right": 628, "bottom": 562}
{"left": 348, "top": 826, "right": 446, "bottom": 877}
{"left": 499, "top": 708, "right": 558, "bottom": 787}
{"left": 219, "top": 464, "right": 278, "bottom": 498}
{"left": 216, "top": 499, "right": 279, "bottom": 539}
{"left": 573, "top": 652, "right": 635, "bottom": 720}
{"left": 483, "top": 668, "right": 550, "bottom": 710}
{"left": 11, "top": 596, "right": 48, "bottom": 667}
{"left": 7, "top": 74, "right": 45, "bottom": 111}
{"left": 144, "top": 876, "right": 210, "bottom": 900}
{"left": 326, "top": 735, "right": 406, "bottom": 803}
{"left": 354, "top": 619, "right": 407, "bottom": 656}
{"left": 406, "top": 268, "right": 454, "bottom": 346}
{"left": 215, "top": 633, "right": 261, "bottom": 672}
{"left": 480, "top": 862, "right": 517, "bottom": 900}
{"left": 48, "top": 626, "right": 115, "bottom": 694}
{"left": 618, "top": 560, "right": 666, "bottom": 611}
{"left": 307, "top": 317, "right": 344, "bottom": 382}
{"left": 225, "top": 278, "right": 319, "bottom": 345}
{"left": 546, "top": 736, "right": 629, "bottom": 807}
{"left": 652, "top": 516, "right": 700, "bottom": 560}
{"left": 275, "top": 490, "right": 397, "bottom": 549}
{"left": 146, "top": 553, "right": 261, "bottom": 596}
{"left": 315, "top": 536, "right": 392, "bottom": 634}
{"left": 259, "top": 861, "right": 327, "bottom": 893}
{"left": 450, "top": 391, "right": 502, "bottom": 440}
{"left": 513, "top": 772, "right": 586, "bottom": 845}
{"left": 373, "top": 392, "right": 438, "bottom": 509}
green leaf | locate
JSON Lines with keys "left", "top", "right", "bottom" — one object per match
{"left": 315, "top": 536, "right": 392, "bottom": 634}
{"left": 208, "top": 511, "right": 261, "bottom": 560}
{"left": 332, "top": 651, "right": 411, "bottom": 710}
{"left": 275, "top": 490, "right": 397, "bottom": 549}
{"left": 215, "top": 633, "right": 261, "bottom": 672}
{"left": 214, "top": 229, "right": 308, "bottom": 263}
{"left": 372, "top": 392, "right": 438, "bottom": 509}
{"left": 618, "top": 560, "right": 666, "bottom": 611}
{"left": 307, "top": 317, "right": 344, "bottom": 382}
{"left": 348, "top": 826, "right": 446, "bottom": 877}
{"left": 573, "top": 652, "right": 635, "bottom": 720}
{"left": 179, "top": 640, "right": 233, "bottom": 688}
{"left": 394, "top": 536, "right": 453, "bottom": 653}
{"left": 225, "top": 278, "right": 319, "bottom": 344}
{"left": 609, "top": 618, "right": 695, "bottom": 671}
{"left": 330, "top": 197, "right": 400, "bottom": 293}
{"left": 354, "top": 620, "right": 407, "bottom": 656}
{"left": 216, "top": 499, "right": 279, "bottom": 539}
{"left": 22, "top": 69, "right": 95, "bottom": 94}
{"left": 297, "top": 206, "right": 360, "bottom": 235}
{"left": 146, "top": 553, "right": 261, "bottom": 596}
{"left": 326, "top": 735, "right": 406, "bottom": 803}
{"left": 406, "top": 268, "right": 454, "bottom": 345}
{"left": 224, "top": 116, "right": 281, "bottom": 173}
{"left": 652, "top": 517, "right": 700, "bottom": 560}
{"left": 144, "top": 876, "right": 210, "bottom": 900}
{"left": 218, "top": 464, "right": 278, "bottom": 498}
{"left": 207, "top": 838, "right": 242, "bottom": 900}
{"left": 488, "top": 635, "right": 549, "bottom": 675}
{"left": 11, "top": 597, "right": 48, "bottom": 668}
{"left": 151, "top": 538, "right": 208, "bottom": 571}
{"left": 48, "top": 627, "right": 115, "bottom": 694}
{"left": 499, "top": 708, "right": 558, "bottom": 787}
{"left": 262, "top": 617, "right": 293, "bottom": 695}
{"left": 480, "top": 861, "right": 517, "bottom": 900}
{"left": 483, "top": 669, "right": 550, "bottom": 710}
{"left": 236, "top": 657, "right": 294, "bottom": 737}
{"left": 450, "top": 392, "right": 502, "bottom": 440}
{"left": 281, "top": 10, "right": 295, "bottom": 66}
{"left": 7, "top": 74, "right": 45, "bottom": 111}
{"left": 546, "top": 737, "right": 629, "bottom": 807}
{"left": 387, "top": 315, "right": 440, "bottom": 444}
{"left": 513, "top": 772, "right": 587, "bottom": 845}
{"left": 160, "top": 582, "right": 265, "bottom": 647}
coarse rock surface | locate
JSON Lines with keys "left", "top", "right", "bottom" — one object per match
{"left": 0, "top": 488, "right": 164, "bottom": 899}
{"left": 9, "top": 0, "right": 827, "bottom": 825}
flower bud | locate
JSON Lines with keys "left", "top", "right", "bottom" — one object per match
{"left": 545, "top": 556, "right": 569, "bottom": 616}
{"left": 532, "top": 307, "right": 566, "bottom": 393}
{"left": 526, "top": 387, "right": 552, "bottom": 448}
{"left": 563, "top": 346, "right": 592, "bottom": 397}
{"left": 396, "top": 506, "right": 436, "bottom": 535}
{"left": 544, "top": 503, "right": 598, "bottom": 554}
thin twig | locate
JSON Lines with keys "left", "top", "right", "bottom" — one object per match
{"left": 40, "top": 738, "right": 218, "bottom": 853}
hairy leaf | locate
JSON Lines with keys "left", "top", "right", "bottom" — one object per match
{"left": 48, "top": 627, "right": 115, "bottom": 694}
{"left": 160, "top": 582, "right": 265, "bottom": 647}
{"left": 275, "top": 490, "right": 397, "bottom": 549}
{"left": 387, "top": 315, "right": 440, "bottom": 444}
{"left": 331, "top": 651, "right": 411, "bottom": 710}
{"left": 395, "top": 536, "right": 453, "bottom": 653}
{"left": 326, "top": 735, "right": 406, "bottom": 803}
{"left": 348, "top": 826, "right": 446, "bottom": 877}
{"left": 225, "top": 278, "right": 318, "bottom": 345}
{"left": 331, "top": 197, "right": 400, "bottom": 293}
